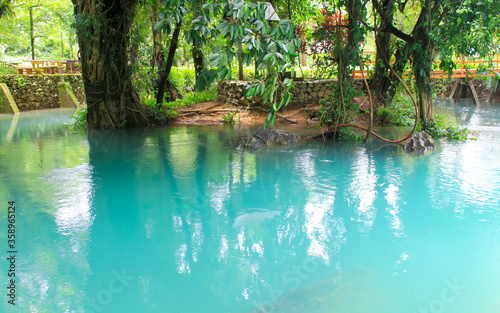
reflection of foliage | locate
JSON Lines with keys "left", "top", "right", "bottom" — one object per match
{"left": 334, "top": 127, "right": 363, "bottom": 141}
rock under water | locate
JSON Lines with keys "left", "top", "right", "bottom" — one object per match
{"left": 249, "top": 266, "right": 378, "bottom": 313}
{"left": 250, "top": 278, "right": 338, "bottom": 313}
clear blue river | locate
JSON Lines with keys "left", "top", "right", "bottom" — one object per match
{"left": 0, "top": 99, "right": 499, "bottom": 313}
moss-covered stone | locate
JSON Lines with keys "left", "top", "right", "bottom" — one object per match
{"left": 57, "top": 82, "right": 80, "bottom": 108}
{"left": 0, "top": 74, "right": 85, "bottom": 111}
{"left": 0, "top": 83, "right": 19, "bottom": 114}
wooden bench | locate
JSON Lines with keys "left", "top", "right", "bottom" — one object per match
{"left": 15, "top": 61, "right": 62, "bottom": 75}
{"left": 15, "top": 66, "right": 34, "bottom": 74}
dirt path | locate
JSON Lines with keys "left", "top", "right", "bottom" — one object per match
{"left": 172, "top": 101, "right": 322, "bottom": 126}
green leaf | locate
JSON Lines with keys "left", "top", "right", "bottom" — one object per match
{"left": 263, "top": 53, "right": 273, "bottom": 61}
{"left": 268, "top": 41, "right": 277, "bottom": 53}
{"left": 280, "top": 43, "right": 289, "bottom": 53}
{"left": 245, "top": 86, "right": 255, "bottom": 98}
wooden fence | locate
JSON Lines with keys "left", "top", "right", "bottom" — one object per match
{"left": 351, "top": 54, "right": 500, "bottom": 80}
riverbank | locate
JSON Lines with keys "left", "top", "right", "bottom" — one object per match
{"left": 172, "top": 96, "right": 371, "bottom": 127}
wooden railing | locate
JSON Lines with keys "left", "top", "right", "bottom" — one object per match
{"left": 351, "top": 54, "right": 500, "bottom": 79}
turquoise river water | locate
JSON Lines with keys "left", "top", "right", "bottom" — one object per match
{"left": 0, "top": 99, "right": 499, "bottom": 313}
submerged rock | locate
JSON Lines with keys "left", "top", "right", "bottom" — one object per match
{"left": 250, "top": 278, "right": 338, "bottom": 313}
{"left": 246, "top": 126, "right": 300, "bottom": 149}
{"left": 404, "top": 131, "right": 437, "bottom": 153}
{"left": 249, "top": 267, "right": 377, "bottom": 313}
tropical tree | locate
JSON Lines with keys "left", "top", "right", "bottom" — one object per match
{"left": 0, "top": 0, "right": 76, "bottom": 60}
{"left": 370, "top": 0, "right": 500, "bottom": 121}
{"left": 209, "top": 0, "right": 299, "bottom": 127}
{"left": 72, "top": 0, "right": 149, "bottom": 129}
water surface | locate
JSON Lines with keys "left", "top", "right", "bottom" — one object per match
{"left": 0, "top": 101, "right": 499, "bottom": 313}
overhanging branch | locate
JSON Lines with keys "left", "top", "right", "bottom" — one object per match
{"left": 383, "top": 24, "right": 413, "bottom": 42}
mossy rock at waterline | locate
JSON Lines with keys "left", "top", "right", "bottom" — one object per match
{"left": 0, "top": 83, "right": 19, "bottom": 114}
{"left": 245, "top": 126, "right": 301, "bottom": 149}
{"left": 404, "top": 131, "right": 437, "bottom": 153}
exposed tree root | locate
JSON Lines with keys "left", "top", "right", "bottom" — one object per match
{"left": 248, "top": 107, "right": 299, "bottom": 124}
{"left": 313, "top": 123, "right": 407, "bottom": 143}
{"left": 179, "top": 109, "right": 238, "bottom": 114}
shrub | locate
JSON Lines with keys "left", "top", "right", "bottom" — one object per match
{"left": 417, "top": 113, "right": 473, "bottom": 141}
{"left": 162, "top": 85, "right": 217, "bottom": 109}
{"left": 222, "top": 108, "right": 239, "bottom": 125}
{"left": 69, "top": 109, "right": 87, "bottom": 127}
{"left": 376, "top": 98, "right": 414, "bottom": 126}
{"left": 0, "top": 67, "right": 17, "bottom": 75}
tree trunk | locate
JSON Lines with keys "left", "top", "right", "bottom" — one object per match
{"left": 386, "top": 43, "right": 411, "bottom": 99}
{"left": 192, "top": 40, "right": 205, "bottom": 90}
{"left": 338, "top": 0, "right": 363, "bottom": 76}
{"left": 129, "top": 42, "right": 139, "bottom": 69}
{"left": 72, "top": 0, "right": 149, "bottom": 129}
{"left": 29, "top": 6, "right": 35, "bottom": 60}
{"left": 156, "top": 21, "right": 182, "bottom": 104}
{"left": 371, "top": 0, "right": 395, "bottom": 96}
{"left": 416, "top": 77, "right": 433, "bottom": 121}
{"left": 149, "top": 1, "right": 164, "bottom": 72}
{"left": 412, "top": 0, "right": 434, "bottom": 121}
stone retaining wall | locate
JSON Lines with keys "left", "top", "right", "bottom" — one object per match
{"left": 218, "top": 79, "right": 365, "bottom": 106}
{"left": 0, "top": 75, "right": 85, "bottom": 111}
{"left": 219, "top": 78, "right": 495, "bottom": 106}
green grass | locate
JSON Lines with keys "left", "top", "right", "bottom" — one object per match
{"left": 163, "top": 85, "right": 217, "bottom": 109}
{"left": 140, "top": 85, "right": 218, "bottom": 125}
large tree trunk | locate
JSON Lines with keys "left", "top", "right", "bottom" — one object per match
{"left": 156, "top": 21, "right": 182, "bottom": 105}
{"left": 371, "top": 0, "right": 395, "bottom": 96}
{"left": 339, "top": 0, "right": 363, "bottom": 76}
{"left": 72, "top": 0, "right": 149, "bottom": 129}
{"left": 412, "top": 0, "right": 434, "bottom": 121}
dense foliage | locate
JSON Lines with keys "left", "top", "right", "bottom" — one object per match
{"left": 1, "top": 0, "right": 498, "bottom": 131}
{"left": 0, "top": 0, "right": 77, "bottom": 60}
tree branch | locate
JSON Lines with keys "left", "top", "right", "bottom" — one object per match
{"left": 383, "top": 24, "right": 413, "bottom": 42}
